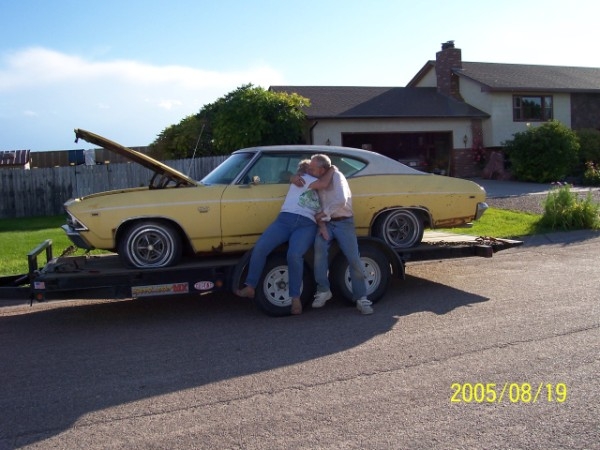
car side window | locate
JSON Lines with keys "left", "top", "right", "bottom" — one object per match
{"left": 243, "top": 154, "right": 312, "bottom": 184}
{"left": 329, "top": 155, "right": 367, "bottom": 178}
{"left": 230, "top": 152, "right": 368, "bottom": 184}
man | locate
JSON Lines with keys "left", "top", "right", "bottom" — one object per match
{"left": 305, "top": 154, "right": 373, "bottom": 315}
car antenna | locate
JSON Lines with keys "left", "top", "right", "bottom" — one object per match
{"left": 187, "top": 123, "right": 205, "bottom": 177}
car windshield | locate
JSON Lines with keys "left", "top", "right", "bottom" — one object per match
{"left": 200, "top": 153, "right": 254, "bottom": 185}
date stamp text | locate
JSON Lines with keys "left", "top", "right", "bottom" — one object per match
{"left": 451, "top": 382, "right": 567, "bottom": 404}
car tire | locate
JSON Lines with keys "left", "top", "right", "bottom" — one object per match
{"left": 330, "top": 245, "right": 391, "bottom": 304}
{"left": 118, "top": 221, "right": 182, "bottom": 268}
{"left": 375, "top": 209, "right": 424, "bottom": 248}
{"left": 253, "top": 253, "right": 314, "bottom": 317}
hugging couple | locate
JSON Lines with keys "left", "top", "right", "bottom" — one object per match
{"left": 235, "top": 153, "right": 373, "bottom": 316}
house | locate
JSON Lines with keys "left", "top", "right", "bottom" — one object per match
{"left": 0, "top": 150, "right": 31, "bottom": 170}
{"left": 272, "top": 41, "right": 600, "bottom": 177}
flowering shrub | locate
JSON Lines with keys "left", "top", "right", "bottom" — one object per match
{"left": 583, "top": 161, "right": 600, "bottom": 186}
{"left": 472, "top": 146, "right": 486, "bottom": 168}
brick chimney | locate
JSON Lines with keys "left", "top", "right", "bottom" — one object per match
{"left": 436, "top": 40, "right": 463, "bottom": 100}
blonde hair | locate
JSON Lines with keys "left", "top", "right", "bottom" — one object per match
{"left": 297, "top": 159, "right": 311, "bottom": 173}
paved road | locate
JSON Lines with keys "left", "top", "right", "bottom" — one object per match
{"left": 1, "top": 231, "right": 599, "bottom": 449}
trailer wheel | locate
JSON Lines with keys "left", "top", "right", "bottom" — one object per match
{"left": 253, "top": 254, "right": 314, "bottom": 317}
{"left": 118, "top": 221, "right": 182, "bottom": 268}
{"left": 331, "top": 245, "right": 391, "bottom": 304}
{"left": 374, "top": 209, "right": 424, "bottom": 248}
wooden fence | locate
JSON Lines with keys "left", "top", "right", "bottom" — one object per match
{"left": 0, "top": 156, "right": 227, "bottom": 219}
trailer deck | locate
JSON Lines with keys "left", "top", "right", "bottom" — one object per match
{"left": 0, "top": 233, "right": 522, "bottom": 304}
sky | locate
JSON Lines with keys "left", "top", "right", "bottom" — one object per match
{"left": 1, "top": 0, "right": 599, "bottom": 152}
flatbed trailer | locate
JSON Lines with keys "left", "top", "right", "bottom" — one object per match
{"left": 0, "top": 233, "right": 522, "bottom": 316}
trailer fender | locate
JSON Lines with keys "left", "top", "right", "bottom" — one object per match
{"left": 328, "top": 237, "right": 403, "bottom": 305}
{"left": 230, "top": 250, "right": 252, "bottom": 294}
{"left": 357, "top": 237, "right": 405, "bottom": 280}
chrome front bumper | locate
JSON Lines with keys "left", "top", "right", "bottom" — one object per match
{"left": 475, "top": 202, "right": 489, "bottom": 220}
{"left": 61, "top": 224, "right": 93, "bottom": 250}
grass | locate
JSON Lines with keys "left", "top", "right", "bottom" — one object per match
{"left": 0, "top": 215, "right": 92, "bottom": 276}
{"left": 0, "top": 209, "right": 542, "bottom": 277}
{"left": 440, "top": 207, "right": 542, "bottom": 239}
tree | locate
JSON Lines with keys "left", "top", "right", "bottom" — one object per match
{"left": 503, "top": 120, "right": 579, "bottom": 183}
{"left": 149, "top": 84, "right": 310, "bottom": 159}
{"left": 148, "top": 114, "right": 207, "bottom": 160}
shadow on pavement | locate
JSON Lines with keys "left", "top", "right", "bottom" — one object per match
{"left": 519, "top": 229, "right": 600, "bottom": 248}
{"left": 0, "top": 276, "right": 486, "bottom": 448}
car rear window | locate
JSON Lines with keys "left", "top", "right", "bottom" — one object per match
{"left": 329, "top": 155, "right": 367, "bottom": 178}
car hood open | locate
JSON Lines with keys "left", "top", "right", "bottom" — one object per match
{"left": 74, "top": 128, "right": 198, "bottom": 187}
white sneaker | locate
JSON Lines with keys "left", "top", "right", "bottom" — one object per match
{"left": 356, "top": 297, "right": 373, "bottom": 315}
{"left": 312, "top": 290, "right": 332, "bottom": 308}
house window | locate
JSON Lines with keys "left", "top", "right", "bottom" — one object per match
{"left": 513, "top": 95, "right": 553, "bottom": 121}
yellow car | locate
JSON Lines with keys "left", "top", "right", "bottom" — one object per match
{"left": 64, "top": 129, "right": 488, "bottom": 268}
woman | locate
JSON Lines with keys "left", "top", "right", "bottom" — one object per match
{"left": 235, "top": 160, "right": 331, "bottom": 315}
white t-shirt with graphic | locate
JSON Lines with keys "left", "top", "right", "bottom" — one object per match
{"left": 280, "top": 173, "right": 320, "bottom": 222}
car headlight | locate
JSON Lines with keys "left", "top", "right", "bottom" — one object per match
{"left": 66, "top": 211, "right": 89, "bottom": 231}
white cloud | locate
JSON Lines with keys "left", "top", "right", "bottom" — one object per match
{"left": 157, "top": 100, "right": 183, "bottom": 110}
{"left": 0, "top": 47, "right": 285, "bottom": 150}
{"left": 0, "top": 47, "right": 282, "bottom": 90}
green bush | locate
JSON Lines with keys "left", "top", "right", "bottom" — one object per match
{"left": 538, "top": 183, "right": 600, "bottom": 231}
{"left": 504, "top": 121, "right": 579, "bottom": 183}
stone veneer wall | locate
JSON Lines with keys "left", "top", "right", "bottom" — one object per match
{"left": 571, "top": 93, "right": 600, "bottom": 130}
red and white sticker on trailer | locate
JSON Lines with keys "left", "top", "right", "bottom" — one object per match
{"left": 131, "top": 282, "right": 189, "bottom": 297}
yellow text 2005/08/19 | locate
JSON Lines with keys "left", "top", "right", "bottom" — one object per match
{"left": 450, "top": 382, "right": 568, "bottom": 404}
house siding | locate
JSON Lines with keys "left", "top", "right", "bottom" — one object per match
{"left": 311, "top": 118, "right": 481, "bottom": 177}
{"left": 459, "top": 77, "right": 573, "bottom": 146}
{"left": 415, "top": 67, "right": 437, "bottom": 87}
{"left": 311, "top": 118, "right": 469, "bottom": 149}
{"left": 486, "top": 92, "right": 572, "bottom": 145}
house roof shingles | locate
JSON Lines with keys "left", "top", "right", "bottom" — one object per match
{"left": 457, "top": 62, "right": 600, "bottom": 93}
{"left": 270, "top": 86, "right": 489, "bottom": 119}
{"left": 272, "top": 59, "right": 600, "bottom": 120}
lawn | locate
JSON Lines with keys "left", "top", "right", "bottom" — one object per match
{"left": 440, "top": 207, "right": 541, "bottom": 239}
{"left": 0, "top": 209, "right": 541, "bottom": 276}
{"left": 0, "top": 215, "right": 93, "bottom": 276}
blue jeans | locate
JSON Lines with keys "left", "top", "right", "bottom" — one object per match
{"left": 314, "top": 217, "right": 367, "bottom": 300}
{"left": 245, "top": 212, "right": 317, "bottom": 298}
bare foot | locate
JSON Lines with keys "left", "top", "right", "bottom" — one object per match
{"left": 291, "top": 297, "right": 302, "bottom": 315}
{"left": 235, "top": 285, "right": 255, "bottom": 298}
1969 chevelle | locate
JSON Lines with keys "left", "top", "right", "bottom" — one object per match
{"left": 64, "top": 129, "right": 488, "bottom": 268}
